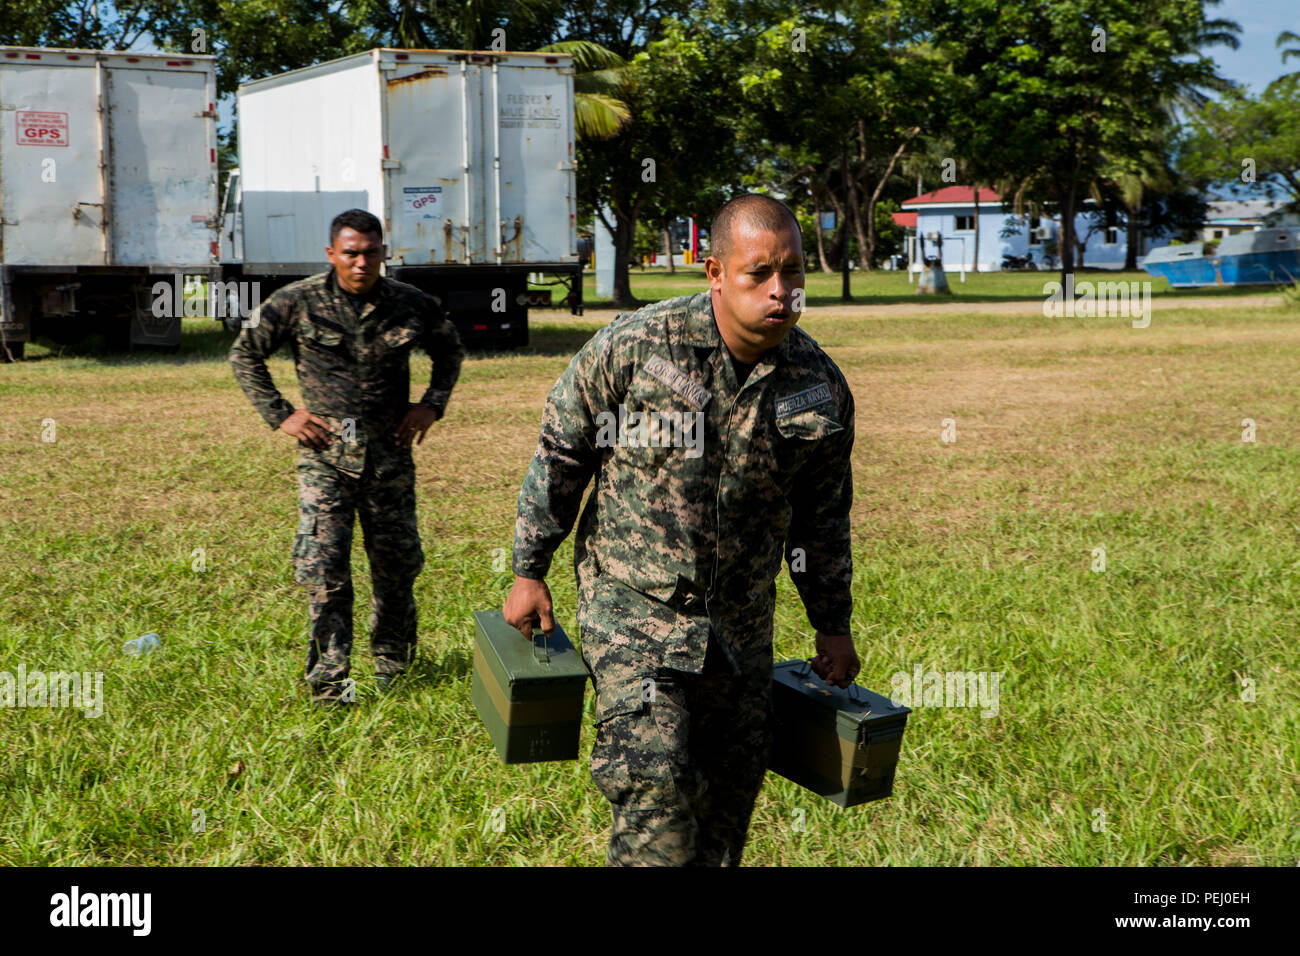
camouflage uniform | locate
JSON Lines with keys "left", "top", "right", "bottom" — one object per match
{"left": 513, "top": 291, "right": 854, "bottom": 865}
{"left": 230, "top": 270, "right": 464, "bottom": 690}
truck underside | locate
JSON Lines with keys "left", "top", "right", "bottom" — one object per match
{"left": 225, "top": 262, "right": 585, "bottom": 350}
{"left": 1, "top": 265, "right": 220, "bottom": 360}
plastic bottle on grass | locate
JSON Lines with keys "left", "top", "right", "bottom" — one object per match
{"left": 123, "top": 633, "right": 161, "bottom": 656}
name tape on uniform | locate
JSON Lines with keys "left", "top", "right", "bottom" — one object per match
{"left": 775, "top": 383, "right": 834, "bottom": 419}
{"left": 642, "top": 355, "right": 711, "bottom": 411}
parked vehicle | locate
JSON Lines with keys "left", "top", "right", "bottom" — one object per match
{"left": 0, "top": 46, "right": 219, "bottom": 360}
{"left": 229, "top": 48, "right": 584, "bottom": 348}
{"left": 1000, "top": 253, "right": 1038, "bottom": 271}
{"left": 1140, "top": 228, "right": 1300, "bottom": 288}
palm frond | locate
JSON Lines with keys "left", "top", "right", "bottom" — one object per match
{"left": 536, "top": 40, "right": 627, "bottom": 72}
{"left": 573, "top": 93, "right": 631, "bottom": 140}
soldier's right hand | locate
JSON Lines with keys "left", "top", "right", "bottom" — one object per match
{"left": 504, "top": 575, "right": 556, "bottom": 639}
{"left": 279, "top": 409, "right": 333, "bottom": 449}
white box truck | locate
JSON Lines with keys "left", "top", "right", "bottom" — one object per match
{"left": 231, "top": 48, "right": 584, "bottom": 348}
{"left": 0, "top": 47, "right": 219, "bottom": 359}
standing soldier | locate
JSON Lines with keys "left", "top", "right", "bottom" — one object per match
{"left": 231, "top": 209, "right": 464, "bottom": 705}
{"left": 504, "top": 194, "right": 859, "bottom": 865}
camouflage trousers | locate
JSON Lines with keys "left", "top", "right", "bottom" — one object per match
{"left": 587, "top": 637, "right": 774, "bottom": 867}
{"left": 293, "top": 444, "right": 424, "bottom": 687}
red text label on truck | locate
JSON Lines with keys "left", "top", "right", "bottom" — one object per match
{"left": 16, "top": 110, "right": 69, "bottom": 146}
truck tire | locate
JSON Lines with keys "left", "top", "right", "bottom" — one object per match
{"left": 1, "top": 341, "right": 24, "bottom": 362}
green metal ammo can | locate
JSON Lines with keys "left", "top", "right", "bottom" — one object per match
{"left": 768, "top": 659, "right": 912, "bottom": 807}
{"left": 471, "top": 610, "right": 590, "bottom": 764}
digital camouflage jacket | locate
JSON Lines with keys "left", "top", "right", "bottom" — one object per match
{"left": 513, "top": 291, "right": 854, "bottom": 674}
{"left": 229, "top": 270, "right": 464, "bottom": 476}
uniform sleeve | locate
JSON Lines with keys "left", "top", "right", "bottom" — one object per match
{"left": 417, "top": 297, "right": 465, "bottom": 418}
{"left": 512, "top": 324, "right": 623, "bottom": 579}
{"left": 229, "top": 296, "right": 296, "bottom": 430}
{"left": 786, "top": 384, "right": 855, "bottom": 634}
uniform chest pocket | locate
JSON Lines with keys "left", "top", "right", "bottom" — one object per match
{"left": 302, "top": 316, "right": 346, "bottom": 350}
{"left": 771, "top": 407, "right": 843, "bottom": 485}
{"left": 775, "top": 407, "right": 843, "bottom": 442}
{"left": 379, "top": 324, "right": 419, "bottom": 351}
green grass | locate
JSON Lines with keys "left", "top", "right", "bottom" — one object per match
{"left": 541, "top": 266, "right": 1282, "bottom": 311}
{"left": 1, "top": 298, "right": 1298, "bottom": 866}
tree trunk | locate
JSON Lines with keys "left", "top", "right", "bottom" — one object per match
{"left": 813, "top": 190, "right": 833, "bottom": 274}
{"left": 972, "top": 183, "right": 981, "bottom": 273}
{"left": 1060, "top": 177, "right": 1078, "bottom": 285}
{"left": 848, "top": 176, "right": 870, "bottom": 273}
{"left": 1124, "top": 197, "right": 1141, "bottom": 270}
{"left": 823, "top": 183, "right": 847, "bottom": 275}
{"left": 611, "top": 207, "right": 638, "bottom": 308}
{"left": 862, "top": 126, "right": 919, "bottom": 272}
{"left": 662, "top": 227, "right": 675, "bottom": 274}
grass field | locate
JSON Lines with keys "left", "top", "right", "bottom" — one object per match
{"left": 569, "top": 266, "right": 1270, "bottom": 309}
{"left": 1, "top": 276, "right": 1298, "bottom": 866}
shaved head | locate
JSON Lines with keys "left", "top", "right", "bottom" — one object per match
{"left": 709, "top": 194, "right": 801, "bottom": 266}
{"left": 705, "top": 194, "right": 805, "bottom": 363}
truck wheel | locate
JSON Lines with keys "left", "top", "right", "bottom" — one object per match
{"left": 1, "top": 341, "right": 24, "bottom": 362}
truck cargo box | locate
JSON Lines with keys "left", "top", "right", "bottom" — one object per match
{"left": 237, "top": 48, "right": 578, "bottom": 275}
{"left": 0, "top": 47, "right": 218, "bottom": 270}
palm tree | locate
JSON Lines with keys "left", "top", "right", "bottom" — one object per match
{"left": 534, "top": 40, "right": 630, "bottom": 141}
{"left": 1278, "top": 30, "right": 1300, "bottom": 78}
{"left": 367, "top": 3, "right": 630, "bottom": 141}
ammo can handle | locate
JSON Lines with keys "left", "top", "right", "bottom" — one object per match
{"left": 532, "top": 628, "right": 551, "bottom": 665}
{"left": 802, "top": 658, "right": 863, "bottom": 700}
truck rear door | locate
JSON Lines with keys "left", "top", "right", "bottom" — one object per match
{"left": 0, "top": 54, "right": 105, "bottom": 265}
{"left": 384, "top": 56, "right": 487, "bottom": 265}
{"left": 106, "top": 62, "right": 213, "bottom": 266}
{"left": 493, "top": 59, "right": 575, "bottom": 265}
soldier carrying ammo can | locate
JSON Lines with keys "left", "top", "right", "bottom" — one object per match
{"left": 230, "top": 209, "right": 465, "bottom": 705}
{"left": 504, "top": 194, "right": 860, "bottom": 866}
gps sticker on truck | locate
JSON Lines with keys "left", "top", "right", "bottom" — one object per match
{"left": 403, "top": 186, "right": 441, "bottom": 218}
{"left": 17, "top": 111, "right": 69, "bottom": 147}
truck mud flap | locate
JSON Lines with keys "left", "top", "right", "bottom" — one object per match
{"left": 130, "top": 309, "right": 182, "bottom": 347}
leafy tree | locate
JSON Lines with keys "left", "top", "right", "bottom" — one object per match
{"left": 1178, "top": 74, "right": 1300, "bottom": 209}
{"left": 575, "top": 6, "right": 740, "bottom": 305}
{"left": 733, "top": 1, "right": 945, "bottom": 270}
{"left": 0, "top": 0, "right": 171, "bottom": 48}
{"left": 925, "top": 0, "right": 1236, "bottom": 285}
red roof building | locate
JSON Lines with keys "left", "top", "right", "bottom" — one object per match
{"left": 901, "top": 186, "right": 1003, "bottom": 206}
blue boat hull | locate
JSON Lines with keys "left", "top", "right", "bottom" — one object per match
{"left": 1143, "top": 230, "right": 1300, "bottom": 287}
{"left": 1217, "top": 250, "right": 1300, "bottom": 285}
{"left": 1143, "top": 258, "right": 1220, "bottom": 288}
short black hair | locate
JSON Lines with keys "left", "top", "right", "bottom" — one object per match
{"left": 709, "top": 194, "right": 801, "bottom": 265}
{"left": 330, "top": 208, "right": 383, "bottom": 244}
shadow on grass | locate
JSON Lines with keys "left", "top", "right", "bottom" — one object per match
{"left": 21, "top": 322, "right": 235, "bottom": 365}
{"left": 24, "top": 321, "right": 603, "bottom": 366}
{"left": 412, "top": 646, "right": 472, "bottom": 690}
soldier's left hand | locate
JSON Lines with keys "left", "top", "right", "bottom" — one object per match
{"left": 395, "top": 403, "right": 440, "bottom": 446}
{"left": 811, "top": 631, "right": 859, "bottom": 689}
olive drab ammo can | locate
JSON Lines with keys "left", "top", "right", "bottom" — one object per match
{"left": 471, "top": 610, "right": 590, "bottom": 764}
{"left": 769, "top": 659, "right": 911, "bottom": 807}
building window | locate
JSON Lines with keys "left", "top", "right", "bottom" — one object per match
{"left": 1104, "top": 227, "right": 1118, "bottom": 245}
{"left": 1028, "top": 216, "right": 1041, "bottom": 246}
{"left": 955, "top": 215, "right": 974, "bottom": 231}
{"left": 1212, "top": 229, "right": 1224, "bottom": 240}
